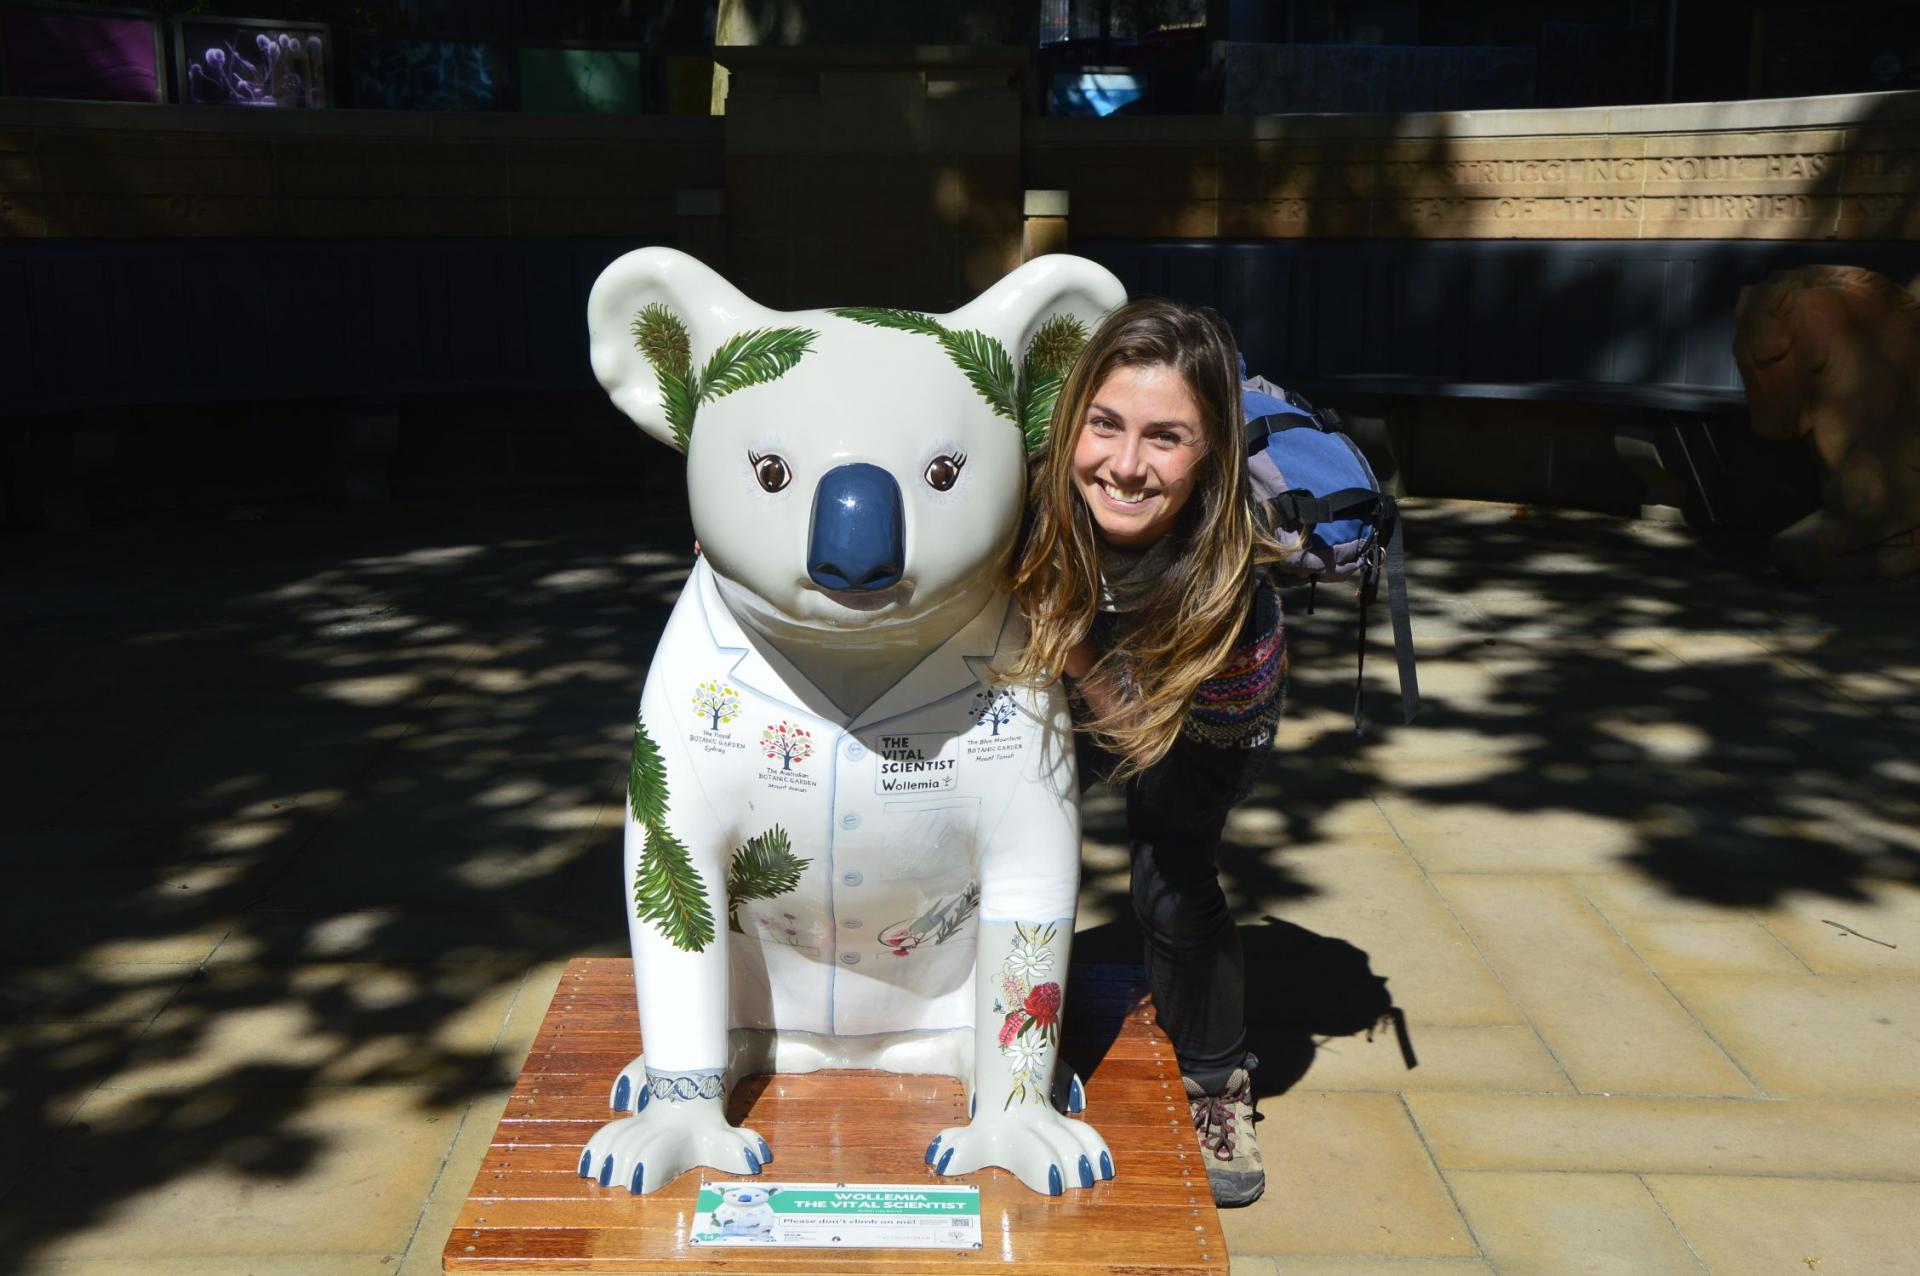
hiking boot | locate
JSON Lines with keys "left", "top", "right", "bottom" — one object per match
{"left": 1185, "top": 1060, "right": 1264, "bottom": 1207}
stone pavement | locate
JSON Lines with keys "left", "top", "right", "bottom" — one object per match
{"left": 1, "top": 494, "right": 1914, "bottom": 1275}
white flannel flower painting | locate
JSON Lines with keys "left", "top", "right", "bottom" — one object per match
{"left": 1005, "top": 936, "right": 1055, "bottom": 983}
{"left": 1005, "top": 1032, "right": 1047, "bottom": 1083}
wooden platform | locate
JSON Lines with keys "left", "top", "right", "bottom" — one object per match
{"left": 443, "top": 957, "right": 1228, "bottom": 1275}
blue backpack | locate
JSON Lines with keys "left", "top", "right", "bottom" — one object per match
{"left": 1242, "top": 369, "right": 1419, "bottom": 729}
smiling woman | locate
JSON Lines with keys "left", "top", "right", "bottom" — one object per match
{"left": 1005, "top": 297, "right": 1302, "bottom": 1209}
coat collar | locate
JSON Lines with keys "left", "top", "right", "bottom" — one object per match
{"left": 693, "top": 559, "right": 1013, "bottom": 730}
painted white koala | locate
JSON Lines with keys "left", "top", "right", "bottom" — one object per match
{"left": 580, "top": 247, "right": 1128, "bottom": 1198}
{"left": 712, "top": 1184, "right": 778, "bottom": 1236}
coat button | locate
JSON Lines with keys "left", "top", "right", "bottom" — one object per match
{"left": 840, "top": 813, "right": 862, "bottom": 830}
{"left": 845, "top": 741, "right": 866, "bottom": 759}
{"left": 841, "top": 870, "right": 863, "bottom": 887}
{"left": 840, "top": 952, "right": 861, "bottom": 966}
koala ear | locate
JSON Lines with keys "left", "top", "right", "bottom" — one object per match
{"left": 944, "top": 254, "right": 1126, "bottom": 363}
{"left": 586, "top": 247, "right": 770, "bottom": 453}
{"left": 943, "top": 254, "right": 1127, "bottom": 451}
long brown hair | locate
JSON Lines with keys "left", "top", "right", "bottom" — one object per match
{"left": 1006, "top": 299, "right": 1298, "bottom": 779}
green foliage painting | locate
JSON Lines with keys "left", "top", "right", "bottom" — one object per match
{"left": 628, "top": 715, "right": 715, "bottom": 952}
{"left": 630, "top": 303, "right": 818, "bottom": 452}
{"left": 830, "top": 307, "right": 1089, "bottom": 453}
{"left": 725, "top": 826, "right": 811, "bottom": 933}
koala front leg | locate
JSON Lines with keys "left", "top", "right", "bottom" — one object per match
{"left": 929, "top": 919, "right": 1113, "bottom": 1195}
{"left": 581, "top": 760, "right": 769, "bottom": 1195}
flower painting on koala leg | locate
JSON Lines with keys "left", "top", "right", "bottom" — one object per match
{"left": 994, "top": 921, "right": 1063, "bottom": 1107}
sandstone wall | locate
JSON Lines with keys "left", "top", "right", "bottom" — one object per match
{"left": 1026, "top": 93, "right": 1920, "bottom": 244}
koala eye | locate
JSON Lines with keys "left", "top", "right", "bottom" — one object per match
{"left": 748, "top": 451, "right": 791, "bottom": 493}
{"left": 924, "top": 452, "right": 967, "bottom": 492}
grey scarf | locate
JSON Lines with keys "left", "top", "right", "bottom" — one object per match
{"left": 1096, "top": 535, "right": 1184, "bottom": 614}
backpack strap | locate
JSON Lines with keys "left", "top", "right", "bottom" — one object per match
{"left": 1347, "top": 495, "right": 1421, "bottom": 732}
{"left": 1383, "top": 506, "right": 1420, "bottom": 727}
{"left": 1269, "top": 486, "right": 1384, "bottom": 532}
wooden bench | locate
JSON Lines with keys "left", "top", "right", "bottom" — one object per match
{"left": 442, "top": 957, "right": 1228, "bottom": 1275}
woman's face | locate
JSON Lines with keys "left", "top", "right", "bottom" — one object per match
{"left": 1070, "top": 362, "right": 1207, "bottom": 549}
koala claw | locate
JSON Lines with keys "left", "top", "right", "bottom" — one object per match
{"left": 1051, "top": 1068, "right": 1087, "bottom": 1114}
{"left": 928, "top": 1109, "right": 1111, "bottom": 1196}
{"left": 581, "top": 1108, "right": 768, "bottom": 1196}
{"left": 608, "top": 1053, "right": 647, "bottom": 1112}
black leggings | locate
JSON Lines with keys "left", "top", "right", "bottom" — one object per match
{"left": 1080, "top": 731, "right": 1264, "bottom": 1094}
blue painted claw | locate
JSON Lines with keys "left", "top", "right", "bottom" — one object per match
{"left": 758, "top": 1138, "right": 773, "bottom": 1164}
{"left": 1047, "top": 1164, "right": 1063, "bottom": 1196}
{"left": 629, "top": 1162, "right": 645, "bottom": 1194}
{"left": 637, "top": 1084, "right": 650, "bottom": 1112}
{"left": 1099, "top": 1150, "right": 1114, "bottom": 1179}
{"left": 1069, "top": 1074, "right": 1085, "bottom": 1112}
{"left": 924, "top": 1137, "right": 941, "bottom": 1166}
{"left": 937, "top": 1147, "right": 955, "bottom": 1175}
{"left": 1077, "top": 1155, "right": 1094, "bottom": 1188}
{"left": 598, "top": 1155, "right": 614, "bottom": 1187}
{"left": 612, "top": 1075, "right": 631, "bottom": 1111}
{"left": 743, "top": 1148, "right": 761, "bottom": 1174}
{"left": 577, "top": 1148, "right": 593, "bottom": 1178}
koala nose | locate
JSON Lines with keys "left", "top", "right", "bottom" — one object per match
{"left": 808, "top": 462, "right": 904, "bottom": 592}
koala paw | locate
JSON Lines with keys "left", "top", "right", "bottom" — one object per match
{"left": 926, "top": 1109, "right": 1112, "bottom": 1196}
{"left": 609, "top": 1054, "right": 646, "bottom": 1112}
{"left": 580, "top": 1104, "right": 771, "bottom": 1196}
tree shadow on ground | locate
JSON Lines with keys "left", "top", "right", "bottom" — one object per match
{"left": 0, "top": 490, "right": 690, "bottom": 1261}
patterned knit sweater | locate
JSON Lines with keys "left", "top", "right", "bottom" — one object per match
{"left": 1085, "top": 574, "right": 1288, "bottom": 752}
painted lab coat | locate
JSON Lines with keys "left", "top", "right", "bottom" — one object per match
{"left": 628, "top": 558, "right": 1080, "bottom": 1069}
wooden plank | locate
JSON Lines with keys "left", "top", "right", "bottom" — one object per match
{"left": 443, "top": 957, "right": 1226, "bottom": 1275}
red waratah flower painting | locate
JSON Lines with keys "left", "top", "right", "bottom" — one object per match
{"left": 1023, "top": 982, "right": 1062, "bottom": 1031}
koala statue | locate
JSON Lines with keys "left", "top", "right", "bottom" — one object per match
{"left": 579, "top": 247, "right": 1127, "bottom": 1198}
{"left": 1733, "top": 264, "right": 1920, "bottom": 581}
{"left": 712, "top": 1184, "right": 779, "bottom": 1236}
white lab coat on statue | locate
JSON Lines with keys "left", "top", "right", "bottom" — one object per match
{"left": 629, "top": 557, "right": 1080, "bottom": 1063}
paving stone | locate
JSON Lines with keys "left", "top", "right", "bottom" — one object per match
{"left": 1295, "top": 1024, "right": 1569, "bottom": 1093}
{"left": 1406, "top": 1093, "right": 1920, "bottom": 1179}
{"left": 1265, "top": 1261, "right": 1491, "bottom": 1274}
{"left": 0, "top": 965, "right": 198, "bottom": 1025}
{"left": 1259, "top": 846, "right": 1529, "bottom": 1028}
{"left": 1377, "top": 777, "right": 1638, "bottom": 874}
{"left": 1573, "top": 874, "right": 1761, "bottom": 924}
{"left": 0, "top": 1022, "right": 142, "bottom": 1194}
{"left": 1753, "top": 885, "right": 1920, "bottom": 975}
{"left": 492, "top": 960, "right": 569, "bottom": 1068}
{"left": 1663, "top": 974, "right": 1920, "bottom": 1099}
{"left": 14, "top": 1257, "right": 399, "bottom": 1275}
{"left": 1431, "top": 876, "right": 1755, "bottom": 1095}
{"left": 101, "top": 963, "right": 529, "bottom": 1092}
{"left": 203, "top": 905, "right": 590, "bottom": 966}
{"left": 1644, "top": 1175, "right": 1920, "bottom": 1276}
{"left": 1606, "top": 918, "right": 1809, "bottom": 976}
{"left": 1445, "top": 1170, "right": 1703, "bottom": 1275}
{"left": 395, "top": 1088, "right": 511, "bottom": 1276}
{"left": 1220, "top": 1092, "right": 1475, "bottom": 1257}
{"left": 0, "top": 1086, "right": 462, "bottom": 1260}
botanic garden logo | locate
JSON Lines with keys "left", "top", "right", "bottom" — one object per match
{"left": 689, "top": 680, "right": 747, "bottom": 755}
{"left": 758, "top": 720, "right": 818, "bottom": 792}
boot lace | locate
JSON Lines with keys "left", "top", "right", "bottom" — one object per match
{"left": 1191, "top": 1090, "right": 1240, "bottom": 1159}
